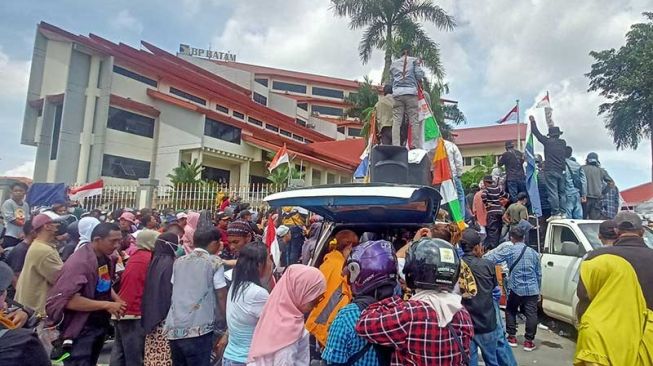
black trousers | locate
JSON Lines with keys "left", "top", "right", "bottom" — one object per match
{"left": 505, "top": 292, "right": 538, "bottom": 341}
{"left": 582, "top": 197, "right": 603, "bottom": 220}
{"left": 170, "top": 333, "right": 213, "bottom": 366}
{"left": 484, "top": 213, "right": 503, "bottom": 249}
{"left": 380, "top": 127, "right": 392, "bottom": 145}
{"left": 2, "top": 236, "right": 21, "bottom": 249}
{"left": 64, "top": 325, "right": 107, "bottom": 366}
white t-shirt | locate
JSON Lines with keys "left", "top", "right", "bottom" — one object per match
{"left": 224, "top": 283, "right": 269, "bottom": 363}
{"left": 171, "top": 263, "right": 227, "bottom": 289}
{"left": 247, "top": 330, "right": 310, "bottom": 366}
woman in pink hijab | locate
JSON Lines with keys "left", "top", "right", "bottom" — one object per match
{"left": 181, "top": 212, "right": 200, "bottom": 254}
{"left": 247, "top": 264, "right": 326, "bottom": 366}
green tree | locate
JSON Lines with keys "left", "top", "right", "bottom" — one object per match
{"left": 331, "top": 0, "right": 455, "bottom": 82}
{"left": 460, "top": 155, "right": 495, "bottom": 193}
{"left": 345, "top": 76, "right": 379, "bottom": 139}
{"left": 167, "top": 159, "right": 204, "bottom": 186}
{"left": 586, "top": 12, "right": 653, "bottom": 180}
{"left": 267, "top": 164, "right": 304, "bottom": 185}
{"left": 423, "top": 79, "right": 466, "bottom": 140}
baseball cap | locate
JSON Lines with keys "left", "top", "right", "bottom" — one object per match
{"left": 586, "top": 152, "right": 599, "bottom": 164}
{"left": 176, "top": 212, "right": 188, "bottom": 220}
{"left": 460, "top": 228, "right": 481, "bottom": 247}
{"left": 0, "top": 261, "right": 13, "bottom": 292}
{"left": 615, "top": 211, "right": 643, "bottom": 231}
{"left": 32, "top": 211, "right": 60, "bottom": 231}
{"left": 276, "top": 225, "right": 290, "bottom": 237}
{"left": 599, "top": 220, "right": 618, "bottom": 239}
{"left": 119, "top": 212, "right": 136, "bottom": 224}
{"left": 505, "top": 141, "right": 514, "bottom": 148}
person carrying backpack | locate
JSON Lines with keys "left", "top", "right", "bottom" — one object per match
{"left": 564, "top": 146, "right": 587, "bottom": 220}
{"left": 321, "top": 240, "right": 398, "bottom": 366}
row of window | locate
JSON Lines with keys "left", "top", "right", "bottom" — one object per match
{"left": 205, "top": 118, "right": 241, "bottom": 144}
{"left": 102, "top": 154, "right": 151, "bottom": 180}
{"left": 269, "top": 80, "right": 345, "bottom": 100}
{"left": 337, "top": 126, "right": 362, "bottom": 137}
{"left": 113, "top": 65, "right": 158, "bottom": 87}
{"left": 311, "top": 104, "right": 343, "bottom": 117}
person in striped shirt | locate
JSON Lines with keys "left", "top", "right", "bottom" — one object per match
{"left": 481, "top": 175, "right": 507, "bottom": 250}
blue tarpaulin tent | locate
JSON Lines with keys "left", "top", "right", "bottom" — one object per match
{"left": 26, "top": 183, "right": 68, "bottom": 208}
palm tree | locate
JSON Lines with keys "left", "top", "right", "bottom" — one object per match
{"left": 331, "top": 0, "right": 455, "bottom": 82}
{"left": 267, "top": 164, "right": 304, "bottom": 185}
{"left": 422, "top": 79, "right": 466, "bottom": 139}
{"left": 345, "top": 76, "right": 379, "bottom": 139}
{"left": 167, "top": 159, "right": 204, "bottom": 186}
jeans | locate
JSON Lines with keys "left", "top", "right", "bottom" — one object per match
{"left": 583, "top": 197, "right": 602, "bottom": 220}
{"left": 484, "top": 213, "right": 503, "bottom": 249}
{"left": 64, "top": 325, "right": 107, "bottom": 366}
{"left": 110, "top": 319, "right": 146, "bottom": 366}
{"left": 565, "top": 193, "right": 583, "bottom": 220}
{"left": 469, "top": 330, "right": 500, "bottom": 366}
{"left": 392, "top": 94, "right": 421, "bottom": 149}
{"left": 544, "top": 170, "right": 567, "bottom": 215}
{"left": 506, "top": 179, "right": 527, "bottom": 203}
{"left": 454, "top": 176, "right": 466, "bottom": 219}
{"left": 170, "top": 333, "right": 213, "bottom": 366}
{"left": 494, "top": 302, "right": 517, "bottom": 366}
{"left": 505, "top": 292, "right": 539, "bottom": 341}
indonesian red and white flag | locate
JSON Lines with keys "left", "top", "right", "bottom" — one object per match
{"left": 536, "top": 94, "right": 551, "bottom": 109}
{"left": 268, "top": 144, "right": 290, "bottom": 172}
{"left": 496, "top": 105, "right": 518, "bottom": 124}
{"left": 69, "top": 179, "right": 103, "bottom": 201}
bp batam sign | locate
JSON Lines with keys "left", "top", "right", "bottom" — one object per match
{"left": 179, "top": 44, "right": 236, "bottom": 62}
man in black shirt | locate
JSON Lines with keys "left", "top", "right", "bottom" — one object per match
{"left": 498, "top": 141, "right": 527, "bottom": 203}
{"left": 460, "top": 229, "right": 501, "bottom": 366}
{"left": 5, "top": 220, "right": 34, "bottom": 299}
{"left": 529, "top": 116, "right": 567, "bottom": 220}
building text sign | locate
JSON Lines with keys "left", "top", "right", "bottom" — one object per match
{"left": 179, "top": 44, "right": 236, "bottom": 62}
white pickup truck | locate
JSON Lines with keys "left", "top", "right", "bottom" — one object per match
{"left": 540, "top": 219, "right": 653, "bottom": 326}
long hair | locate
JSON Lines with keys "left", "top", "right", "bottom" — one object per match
{"left": 231, "top": 241, "right": 268, "bottom": 301}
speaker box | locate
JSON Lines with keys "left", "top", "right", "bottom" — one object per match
{"left": 369, "top": 145, "right": 408, "bottom": 184}
{"left": 407, "top": 152, "right": 432, "bottom": 186}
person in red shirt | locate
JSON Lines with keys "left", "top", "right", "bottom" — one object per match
{"left": 111, "top": 229, "right": 158, "bottom": 366}
{"left": 356, "top": 238, "right": 474, "bottom": 365}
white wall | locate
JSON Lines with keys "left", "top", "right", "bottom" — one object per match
{"left": 179, "top": 55, "right": 252, "bottom": 90}
{"left": 110, "top": 72, "right": 154, "bottom": 105}
{"left": 41, "top": 40, "right": 72, "bottom": 96}
{"left": 104, "top": 129, "right": 155, "bottom": 162}
{"left": 268, "top": 93, "right": 297, "bottom": 118}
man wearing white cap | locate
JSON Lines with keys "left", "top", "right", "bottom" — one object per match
{"left": 15, "top": 212, "right": 64, "bottom": 315}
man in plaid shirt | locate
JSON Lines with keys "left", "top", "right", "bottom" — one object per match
{"left": 355, "top": 238, "right": 474, "bottom": 365}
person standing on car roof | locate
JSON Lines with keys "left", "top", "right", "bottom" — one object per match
{"left": 356, "top": 238, "right": 474, "bottom": 365}
{"left": 306, "top": 230, "right": 359, "bottom": 348}
{"left": 564, "top": 146, "right": 587, "bottom": 220}
{"left": 581, "top": 152, "right": 614, "bottom": 220}
{"left": 484, "top": 227, "right": 541, "bottom": 352}
{"left": 322, "top": 240, "right": 398, "bottom": 366}
{"left": 499, "top": 140, "right": 527, "bottom": 203}
{"left": 575, "top": 212, "right": 653, "bottom": 366}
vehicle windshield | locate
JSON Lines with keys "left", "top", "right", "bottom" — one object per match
{"left": 578, "top": 223, "right": 653, "bottom": 249}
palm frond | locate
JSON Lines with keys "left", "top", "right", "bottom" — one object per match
{"left": 359, "top": 21, "right": 386, "bottom": 64}
{"left": 400, "top": 1, "right": 455, "bottom": 30}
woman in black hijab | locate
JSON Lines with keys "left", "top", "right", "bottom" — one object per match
{"left": 141, "top": 231, "right": 179, "bottom": 365}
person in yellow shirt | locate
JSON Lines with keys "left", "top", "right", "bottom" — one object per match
{"left": 376, "top": 84, "right": 395, "bottom": 145}
{"left": 305, "top": 230, "right": 359, "bottom": 347}
{"left": 15, "top": 212, "right": 63, "bottom": 315}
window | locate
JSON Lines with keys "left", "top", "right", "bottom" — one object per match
{"left": 272, "top": 81, "right": 307, "bottom": 94}
{"left": 216, "top": 104, "right": 229, "bottom": 114}
{"left": 233, "top": 111, "right": 244, "bottom": 120}
{"left": 347, "top": 127, "right": 361, "bottom": 137}
{"left": 297, "top": 103, "right": 308, "bottom": 111}
{"left": 337, "top": 126, "right": 345, "bottom": 134}
{"left": 102, "top": 154, "right": 150, "bottom": 180}
{"left": 254, "top": 78, "right": 269, "bottom": 87}
{"left": 169, "top": 87, "right": 206, "bottom": 106}
{"left": 265, "top": 124, "right": 279, "bottom": 132}
{"left": 280, "top": 129, "right": 292, "bottom": 137}
{"left": 312, "top": 105, "right": 343, "bottom": 117}
{"left": 327, "top": 173, "right": 336, "bottom": 184}
{"left": 292, "top": 134, "right": 304, "bottom": 142}
{"left": 551, "top": 226, "right": 584, "bottom": 257}
{"left": 312, "top": 86, "right": 344, "bottom": 99}
{"left": 296, "top": 118, "right": 307, "bottom": 127}
{"left": 248, "top": 117, "right": 263, "bottom": 127}
{"left": 107, "top": 107, "right": 155, "bottom": 138}
{"left": 305, "top": 139, "right": 313, "bottom": 144}
{"left": 312, "top": 170, "right": 322, "bottom": 186}
{"left": 253, "top": 92, "right": 267, "bottom": 106}
{"left": 204, "top": 118, "right": 241, "bottom": 144}
{"left": 202, "top": 166, "right": 230, "bottom": 184}
{"left": 50, "top": 104, "right": 63, "bottom": 160}
{"left": 113, "top": 65, "right": 157, "bottom": 87}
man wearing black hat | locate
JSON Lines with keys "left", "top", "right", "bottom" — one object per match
{"left": 529, "top": 116, "right": 568, "bottom": 220}
{"left": 499, "top": 140, "right": 527, "bottom": 203}
{"left": 581, "top": 152, "right": 614, "bottom": 219}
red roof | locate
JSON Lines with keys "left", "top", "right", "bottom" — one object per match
{"left": 308, "top": 139, "right": 366, "bottom": 167}
{"left": 621, "top": 182, "right": 653, "bottom": 205}
{"left": 454, "top": 123, "right": 528, "bottom": 146}
{"left": 213, "top": 60, "right": 362, "bottom": 90}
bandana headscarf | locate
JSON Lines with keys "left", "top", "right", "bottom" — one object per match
{"left": 227, "top": 219, "right": 254, "bottom": 237}
{"left": 136, "top": 229, "right": 159, "bottom": 251}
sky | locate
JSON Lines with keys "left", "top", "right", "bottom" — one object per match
{"left": 0, "top": 0, "right": 650, "bottom": 189}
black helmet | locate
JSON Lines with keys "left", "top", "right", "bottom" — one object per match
{"left": 403, "top": 238, "right": 460, "bottom": 291}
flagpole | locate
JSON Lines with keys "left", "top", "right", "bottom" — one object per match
{"left": 516, "top": 99, "right": 521, "bottom": 150}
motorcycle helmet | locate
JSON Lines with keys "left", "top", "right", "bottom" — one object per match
{"left": 403, "top": 238, "right": 460, "bottom": 291}
{"left": 345, "top": 240, "right": 398, "bottom": 296}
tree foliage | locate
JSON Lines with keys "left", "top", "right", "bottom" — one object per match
{"left": 586, "top": 12, "right": 653, "bottom": 154}
{"left": 345, "top": 77, "right": 379, "bottom": 139}
{"left": 460, "top": 155, "right": 495, "bottom": 192}
{"left": 167, "top": 159, "right": 204, "bottom": 186}
{"left": 331, "top": 0, "right": 455, "bottom": 82}
{"left": 267, "top": 164, "right": 304, "bottom": 185}
{"left": 422, "top": 79, "right": 466, "bottom": 140}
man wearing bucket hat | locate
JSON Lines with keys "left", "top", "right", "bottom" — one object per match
{"left": 529, "top": 116, "right": 568, "bottom": 220}
{"left": 581, "top": 152, "right": 614, "bottom": 220}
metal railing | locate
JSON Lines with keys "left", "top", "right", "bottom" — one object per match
{"left": 72, "top": 185, "right": 139, "bottom": 213}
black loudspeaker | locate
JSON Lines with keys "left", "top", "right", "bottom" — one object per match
{"left": 370, "top": 145, "right": 408, "bottom": 184}
{"left": 407, "top": 153, "right": 431, "bottom": 186}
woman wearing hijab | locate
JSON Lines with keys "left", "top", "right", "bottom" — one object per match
{"left": 181, "top": 212, "right": 200, "bottom": 254}
{"left": 111, "top": 229, "right": 159, "bottom": 366}
{"left": 247, "top": 264, "right": 326, "bottom": 366}
{"left": 141, "top": 232, "right": 179, "bottom": 366}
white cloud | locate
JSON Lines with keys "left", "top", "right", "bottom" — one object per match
{"left": 110, "top": 10, "right": 144, "bottom": 34}
{"left": 3, "top": 160, "right": 34, "bottom": 178}
{"left": 0, "top": 47, "right": 30, "bottom": 99}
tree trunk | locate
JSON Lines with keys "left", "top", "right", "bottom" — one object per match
{"left": 382, "top": 24, "right": 393, "bottom": 84}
